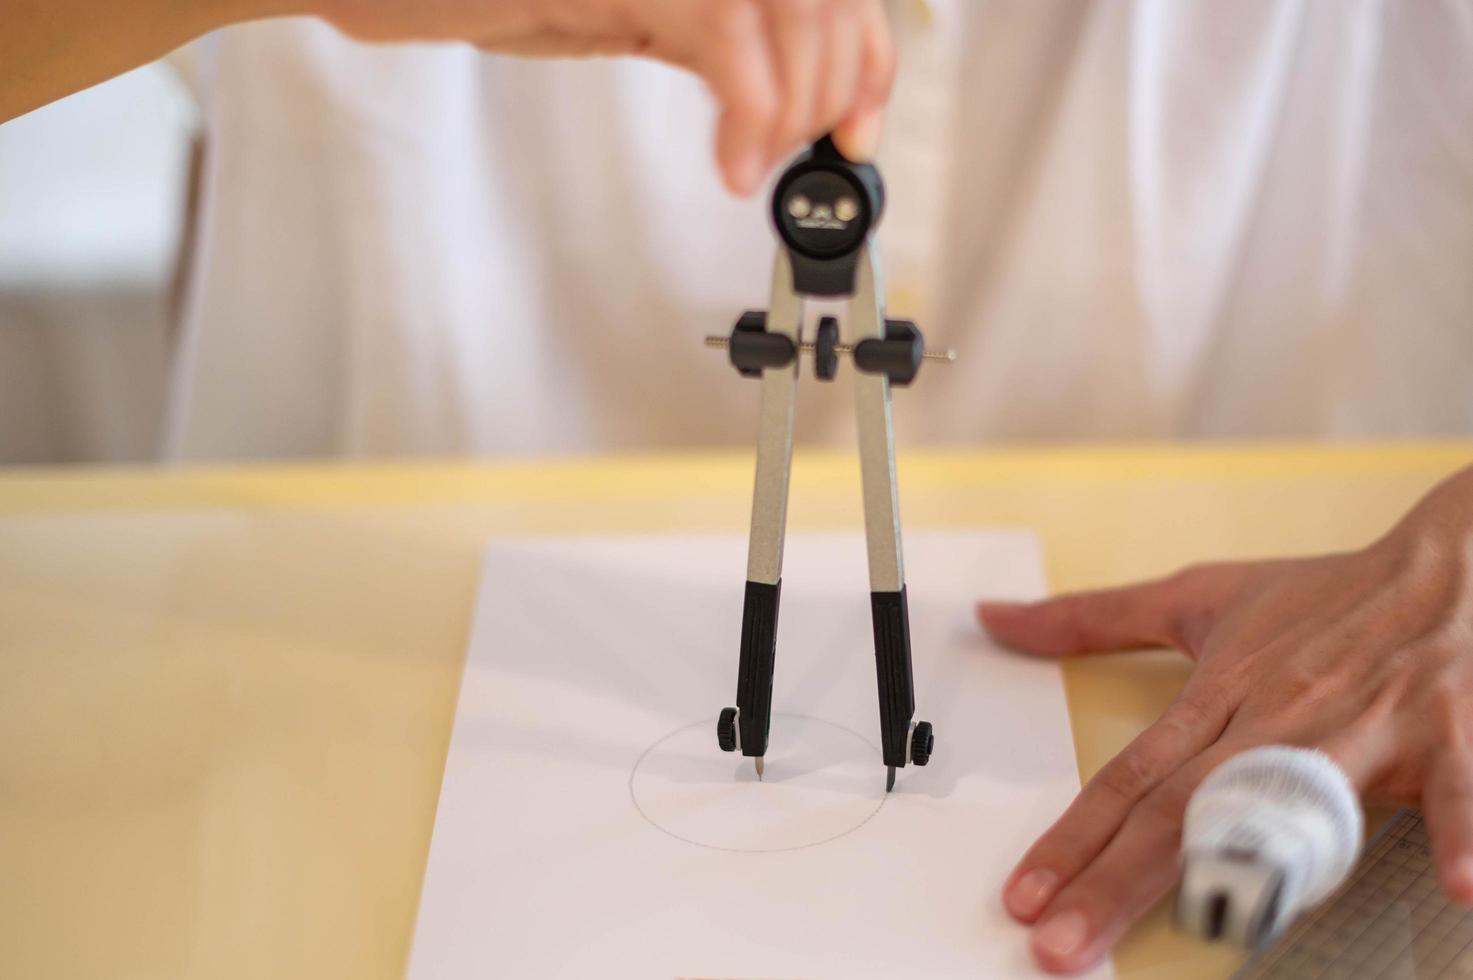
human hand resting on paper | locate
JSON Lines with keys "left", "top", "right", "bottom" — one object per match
{"left": 976, "top": 464, "right": 1473, "bottom": 975}
{"left": 317, "top": 0, "right": 895, "bottom": 193}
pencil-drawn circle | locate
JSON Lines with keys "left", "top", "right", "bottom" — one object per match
{"left": 629, "top": 713, "right": 888, "bottom": 853}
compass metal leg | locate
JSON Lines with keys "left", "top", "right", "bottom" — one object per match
{"left": 731, "top": 251, "right": 803, "bottom": 770}
{"left": 847, "top": 247, "right": 917, "bottom": 789}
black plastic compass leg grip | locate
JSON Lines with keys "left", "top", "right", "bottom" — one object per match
{"left": 870, "top": 587, "right": 917, "bottom": 768}
{"left": 735, "top": 580, "right": 781, "bottom": 758}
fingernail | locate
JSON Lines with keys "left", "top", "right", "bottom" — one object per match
{"left": 1033, "top": 910, "right": 1090, "bottom": 965}
{"left": 1005, "top": 868, "right": 1058, "bottom": 920}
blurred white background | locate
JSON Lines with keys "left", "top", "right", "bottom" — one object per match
{"left": 0, "top": 61, "right": 198, "bottom": 464}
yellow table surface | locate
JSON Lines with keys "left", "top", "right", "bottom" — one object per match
{"left": 2, "top": 442, "right": 1468, "bottom": 980}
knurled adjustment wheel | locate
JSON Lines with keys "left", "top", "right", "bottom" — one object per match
{"left": 814, "top": 316, "right": 840, "bottom": 382}
{"left": 911, "top": 721, "right": 935, "bottom": 766}
{"left": 717, "top": 707, "right": 739, "bottom": 752}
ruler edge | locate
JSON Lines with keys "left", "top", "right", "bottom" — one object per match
{"left": 1232, "top": 808, "right": 1424, "bottom": 979}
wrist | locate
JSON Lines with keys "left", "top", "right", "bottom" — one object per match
{"left": 1398, "top": 465, "right": 1473, "bottom": 543}
{"left": 167, "top": 0, "right": 307, "bottom": 39}
{"left": 1370, "top": 467, "right": 1473, "bottom": 579}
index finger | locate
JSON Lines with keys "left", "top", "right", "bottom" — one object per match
{"left": 689, "top": 0, "right": 781, "bottom": 195}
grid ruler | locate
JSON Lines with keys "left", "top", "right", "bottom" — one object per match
{"left": 1236, "top": 810, "right": 1473, "bottom": 979}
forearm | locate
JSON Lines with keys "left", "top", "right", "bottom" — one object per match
{"left": 0, "top": 0, "right": 301, "bottom": 122}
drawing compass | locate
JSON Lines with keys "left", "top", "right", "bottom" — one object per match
{"left": 708, "top": 136, "right": 952, "bottom": 792}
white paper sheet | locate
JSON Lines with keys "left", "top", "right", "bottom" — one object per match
{"left": 409, "top": 531, "right": 1110, "bottom": 979}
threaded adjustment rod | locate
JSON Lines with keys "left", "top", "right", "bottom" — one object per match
{"left": 703, "top": 335, "right": 956, "bottom": 363}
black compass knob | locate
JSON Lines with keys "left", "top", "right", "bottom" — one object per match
{"left": 717, "top": 707, "right": 739, "bottom": 752}
{"left": 911, "top": 721, "right": 934, "bottom": 766}
{"left": 771, "top": 136, "right": 885, "bottom": 296}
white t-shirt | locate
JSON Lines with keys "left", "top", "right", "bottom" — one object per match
{"left": 168, "top": 1, "right": 1473, "bottom": 459}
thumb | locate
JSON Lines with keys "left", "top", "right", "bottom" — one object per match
{"left": 830, "top": 1, "right": 895, "bottom": 162}
{"left": 831, "top": 109, "right": 884, "bottom": 163}
{"left": 977, "top": 576, "right": 1191, "bottom": 658}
